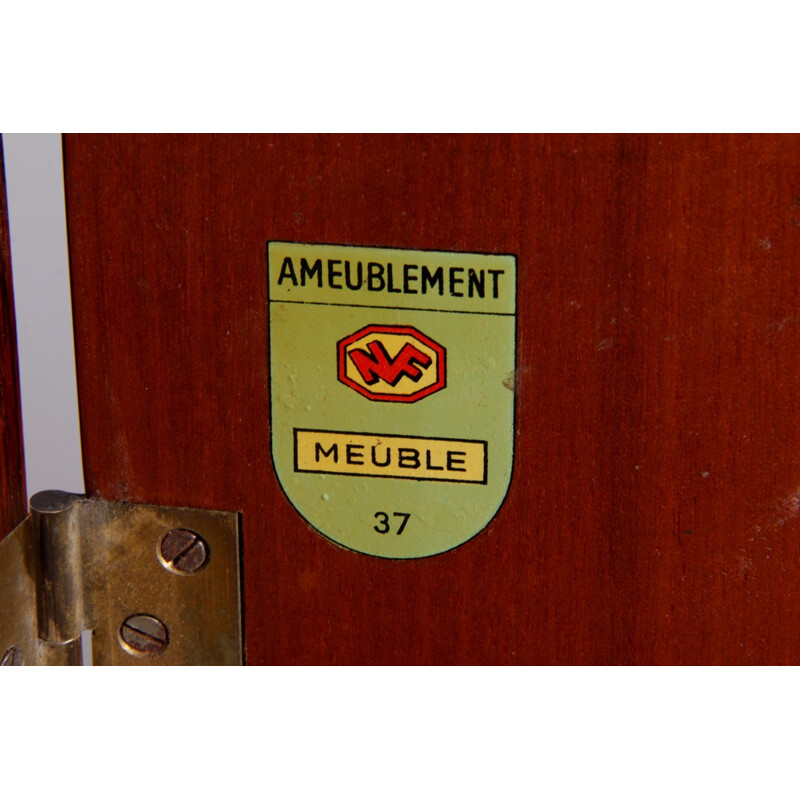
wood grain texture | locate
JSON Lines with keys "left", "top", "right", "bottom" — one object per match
{"left": 0, "top": 139, "right": 26, "bottom": 537}
{"left": 63, "top": 134, "right": 800, "bottom": 664}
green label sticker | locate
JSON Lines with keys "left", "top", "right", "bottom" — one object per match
{"left": 268, "top": 241, "right": 516, "bottom": 559}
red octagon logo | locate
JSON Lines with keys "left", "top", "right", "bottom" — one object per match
{"left": 337, "top": 324, "right": 446, "bottom": 403}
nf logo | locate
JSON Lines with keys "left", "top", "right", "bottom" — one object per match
{"left": 338, "top": 325, "right": 446, "bottom": 402}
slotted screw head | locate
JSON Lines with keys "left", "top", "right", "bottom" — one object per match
{"left": 119, "top": 614, "right": 169, "bottom": 656}
{"left": 1, "top": 646, "right": 22, "bottom": 666}
{"left": 159, "top": 528, "right": 209, "bottom": 574}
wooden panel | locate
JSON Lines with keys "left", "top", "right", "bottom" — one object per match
{"left": 0, "top": 139, "right": 26, "bottom": 536}
{"left": 63, "top": 134, "right": 800, "bottom": 664}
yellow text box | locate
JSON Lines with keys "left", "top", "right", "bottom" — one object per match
{"left": 294, "top": 429, "right": 487, "bottom": 484}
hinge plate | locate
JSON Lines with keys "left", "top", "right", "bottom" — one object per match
{"left": 0, "top": 493, "right": 242, "bottom": 666}
{"left": 0, "top": 516, "right": 36, "bottom": 665}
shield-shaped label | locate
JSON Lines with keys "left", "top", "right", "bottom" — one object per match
{"left": 268, "top": 242, "right": 516, "bottom": 559}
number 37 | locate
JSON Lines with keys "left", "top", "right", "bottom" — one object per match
{"left": 373, "top": 511, "right": 411, "bottom": 535}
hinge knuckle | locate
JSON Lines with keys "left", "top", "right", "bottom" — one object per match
{"left": 0, "top": 496, "right": 241, "bottom": 665}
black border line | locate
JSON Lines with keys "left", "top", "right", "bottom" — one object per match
{"left": 271, "top": 298, "right": 514, "bottom": 317}
{"left": 266, "top": 239, "right": 518, "bottom": 561}
{"left": 293, "top": 428, "right": 488, "bottom": 485}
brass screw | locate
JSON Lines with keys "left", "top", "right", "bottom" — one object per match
{"left": 0, "top": 646, "right": 21, "bottom": 666}
{"left": 119, "top": 614, "right": 169, "bottom": 656}
{"left": 159, "top": 528, "right": 209, "bottom": 574}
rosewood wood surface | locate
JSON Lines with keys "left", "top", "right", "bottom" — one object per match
{"left": 62, "top": 134, "right": 800, "bottom": 664}
{"left": 0, "top": 140, "right": 26, "bottom": 537}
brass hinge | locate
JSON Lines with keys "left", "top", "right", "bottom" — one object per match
{"left": 0, "top": 492, "right": 242, "bottom": 666}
